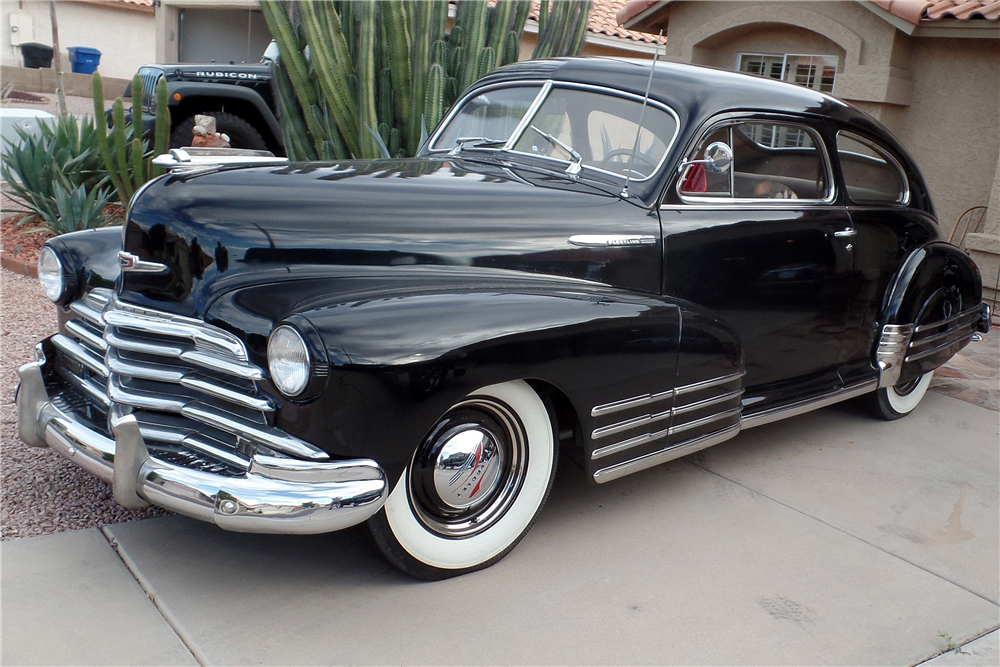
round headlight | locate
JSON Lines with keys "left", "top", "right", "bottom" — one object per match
{"left": 37, "top": 246, "right": 65, "bottom": 303}
{"left": 267, "top": 325, "right": 311, "bottom": 397}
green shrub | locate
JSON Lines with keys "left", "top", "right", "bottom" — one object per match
{"left": 1, "top": 114, "right": 113, "bottom": 234}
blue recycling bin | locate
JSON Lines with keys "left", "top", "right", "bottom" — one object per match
{"left": 67, "top": 47, "right": 101, "bottom": 74}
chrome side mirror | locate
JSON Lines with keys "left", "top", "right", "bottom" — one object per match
{"left": 677, "top": 141, "right": 734, "bottom": 174}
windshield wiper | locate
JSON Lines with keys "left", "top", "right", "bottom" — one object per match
{"left": 529, "top": 125, "right": 582, "bottom": 177}
{"left": 448, "top": 137, "right": 507, "bottom": 155}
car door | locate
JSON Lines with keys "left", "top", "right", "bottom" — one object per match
{"left": 660, "top": 117, "right": 858, "bottom": 412}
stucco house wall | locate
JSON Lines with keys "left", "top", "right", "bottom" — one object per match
{"left": 2, "top": 1, "right": 154, "bottom": 80}
{"left": 620, "top": 0, "right": 1000, "bottom": 304}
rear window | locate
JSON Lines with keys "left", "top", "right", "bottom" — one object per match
{"left": 836, "top": 132, "right": 907, "bottom": 204}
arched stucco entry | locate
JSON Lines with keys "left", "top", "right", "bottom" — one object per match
{"left": 667, "top": 4, "right": 863, "bottom": 70}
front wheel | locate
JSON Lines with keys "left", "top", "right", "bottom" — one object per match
{"left": 863, "top": 371, "right": 934, "bottom": 420}
{"left": 366, "top": 380, "right": 557, "bottom": 580}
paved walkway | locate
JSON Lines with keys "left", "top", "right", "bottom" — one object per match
{"left": 3, "top": 390, "right": 997, "bottom": 665}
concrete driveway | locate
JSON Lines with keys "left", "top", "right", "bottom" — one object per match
{"left": 3, "top": 390, "right": 998, "bottom": 665}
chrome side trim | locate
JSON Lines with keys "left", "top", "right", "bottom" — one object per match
{"left": 592, "top": 408, "right": 671, "bottom": 440}
{"left": 672, "top": 388, "right": 744, "bottom": 415}
{"left": 668, "top": 405, "right": 742, "bottom": 435}
{"left": 593, "top": 422, "right": 741, "bottom": 483}
{"left": 741, "top": 379, "right": 877, "bottom": 429}
{"left": 876, "top": 324, "right": 913, "bottom": 388}
{"left": 590, "top": 371, "right": 744, "bottom": 417}
{"left": 591, "top": 389, "right": 672, "bottom": 417}
{"left": 913, "top": 307, "right": 979, "bottom": 334}
{"left": 674, "top": 371, "right": 745, "bottom": 396}
{"left": 568, "top": 235, "right": 657, "bottom": 248}
{"left": 905, "top": 331, "right": 976, "bottom": 363}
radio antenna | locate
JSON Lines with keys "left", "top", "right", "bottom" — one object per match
{"left": 621, "top": 30, "right": 663, "bottom": 200}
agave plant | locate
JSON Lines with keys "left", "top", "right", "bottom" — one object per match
{"left": 0, "top": 114, "right": 112, "bottom": 233}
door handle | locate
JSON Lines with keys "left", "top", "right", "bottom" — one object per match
{"left": 829, "top": 229, "right": 856, "bottom": 238}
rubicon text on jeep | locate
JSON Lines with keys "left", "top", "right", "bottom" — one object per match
{"left": 126, "top": 42, "right": 284, "bottom": 155}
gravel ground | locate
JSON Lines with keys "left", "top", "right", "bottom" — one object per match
{"left": 1, "top": 270, "right": 165, "bottom": 541}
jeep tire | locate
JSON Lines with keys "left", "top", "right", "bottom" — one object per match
{"left": 170, "top": 111, "right": 268, "bottom": 151}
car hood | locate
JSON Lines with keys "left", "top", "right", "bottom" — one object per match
{"left": 121, "top": 157, "right": 656, "bottom": 317}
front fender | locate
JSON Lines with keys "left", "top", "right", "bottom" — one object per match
{"left": 45, "top": 226, "right": 122, "bottom": 298}
{"left": 207, "top": 270, "right": 683, "bottom": 483}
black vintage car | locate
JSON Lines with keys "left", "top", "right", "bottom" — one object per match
{"left": 19, "top": 58, "right": 990, "bottom": 579}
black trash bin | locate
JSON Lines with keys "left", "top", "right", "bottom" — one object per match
{"left": 21, "top": 42, "right": 53, "bottom": 69}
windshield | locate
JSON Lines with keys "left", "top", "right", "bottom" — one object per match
{"left": 433, "top": 86, "right": 542, "bottom": 150}
{"left": 431, "top": 84, "right": 678, "bottom": 182}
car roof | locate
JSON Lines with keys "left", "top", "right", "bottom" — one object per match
{"left": 478, "top": 57, "right": 860, "bottom": 128}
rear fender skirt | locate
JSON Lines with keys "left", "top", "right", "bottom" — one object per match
{"left": 878, "top": 242, "right": 983, "bottom": 385}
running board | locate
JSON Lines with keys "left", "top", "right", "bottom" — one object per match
{"left": 591, "top": 379, "right": 878, "bottom": 483}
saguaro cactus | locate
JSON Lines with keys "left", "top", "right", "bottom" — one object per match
{"left": 260, "top": 0, "right": 579, "bottom": 159}
{"left": 92, "top": 72, "right": 171, "bottom": 203}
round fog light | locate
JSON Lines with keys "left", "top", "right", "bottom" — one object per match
{"left": 267, "top": 325, "right": 311, "bottom": 397}
{"left": 37, "top": 246, "right": 66, "bottom": 303}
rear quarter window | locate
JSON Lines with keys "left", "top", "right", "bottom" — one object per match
{"left": 836, "top": 132, "right": 908, "bottom": 204}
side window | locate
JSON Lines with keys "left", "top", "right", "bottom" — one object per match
{"left": 836, "top": 132, "right": 907, "bottom": 204}
{"left": 679, "top": 127, "right": 732, "bottom": 196}
{"left": 679, "top": 121, "right": 830, "bottom": 201}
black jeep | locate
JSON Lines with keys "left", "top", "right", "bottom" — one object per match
{"left": 125, "top": 43, "right": 284, "bottom": 155}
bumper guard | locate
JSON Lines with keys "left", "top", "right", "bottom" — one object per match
{"left": 16, "top": 357, "right": 388, "bottom": 534}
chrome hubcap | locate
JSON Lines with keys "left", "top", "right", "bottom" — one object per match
{"left": 409, "top": 397, "right": 528, "bottom": 538}
{"left": 432, "top": 428, "right": 503, "bottom": 510}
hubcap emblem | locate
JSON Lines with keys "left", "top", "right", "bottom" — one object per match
{"left": 433, "top": 428, "right": 502, "bottom": 510}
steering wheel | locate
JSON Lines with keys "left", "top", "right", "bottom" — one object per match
{"left": 599, "top": 149, "right": 656, "bottom": 177}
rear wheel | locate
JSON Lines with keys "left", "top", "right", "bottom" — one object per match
{"left": 169, "top": 111, "right": 267, "bottom": 150}
{"left": 863, "top": 371, "right": 933, "bottom": 420}
{"left": 366, "top": 380, "right": 557, "bottom": 580}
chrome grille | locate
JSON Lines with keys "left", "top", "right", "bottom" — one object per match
{"left": 48, "top": 289, "right": 328, "bottom": 477}
{"left": 137, "top": 67, "right": 163, "bottom": 112}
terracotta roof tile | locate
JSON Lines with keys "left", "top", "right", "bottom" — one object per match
{"left": 530, "top": 0, "right": 660, "bottom": 44}
{"left": 618, "top": 0, "right": 1000, "bottom": 27}
{"left": 871, "top": 0, "right": 1000, "bottom": 24}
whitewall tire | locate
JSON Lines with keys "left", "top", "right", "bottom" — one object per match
{"left": 864, "top": 371, "right": 934, "bottom": 420}
{"left": 366, "top": 380, "right": 557, "bottom": 579}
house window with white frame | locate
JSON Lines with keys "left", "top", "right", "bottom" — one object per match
{"left": 738, "top": 54, "right": 838, "bottom": 93}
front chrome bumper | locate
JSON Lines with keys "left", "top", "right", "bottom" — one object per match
{"left": 16, "top": 357, "right": 388, "bottom": 535}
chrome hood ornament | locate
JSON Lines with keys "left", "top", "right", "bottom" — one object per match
{"left": 118, "top": 251, "right": 168, "bottom": 274}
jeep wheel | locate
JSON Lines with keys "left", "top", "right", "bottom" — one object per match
{"left": 170, "top": 112, "right": 268, "bottom": 151}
